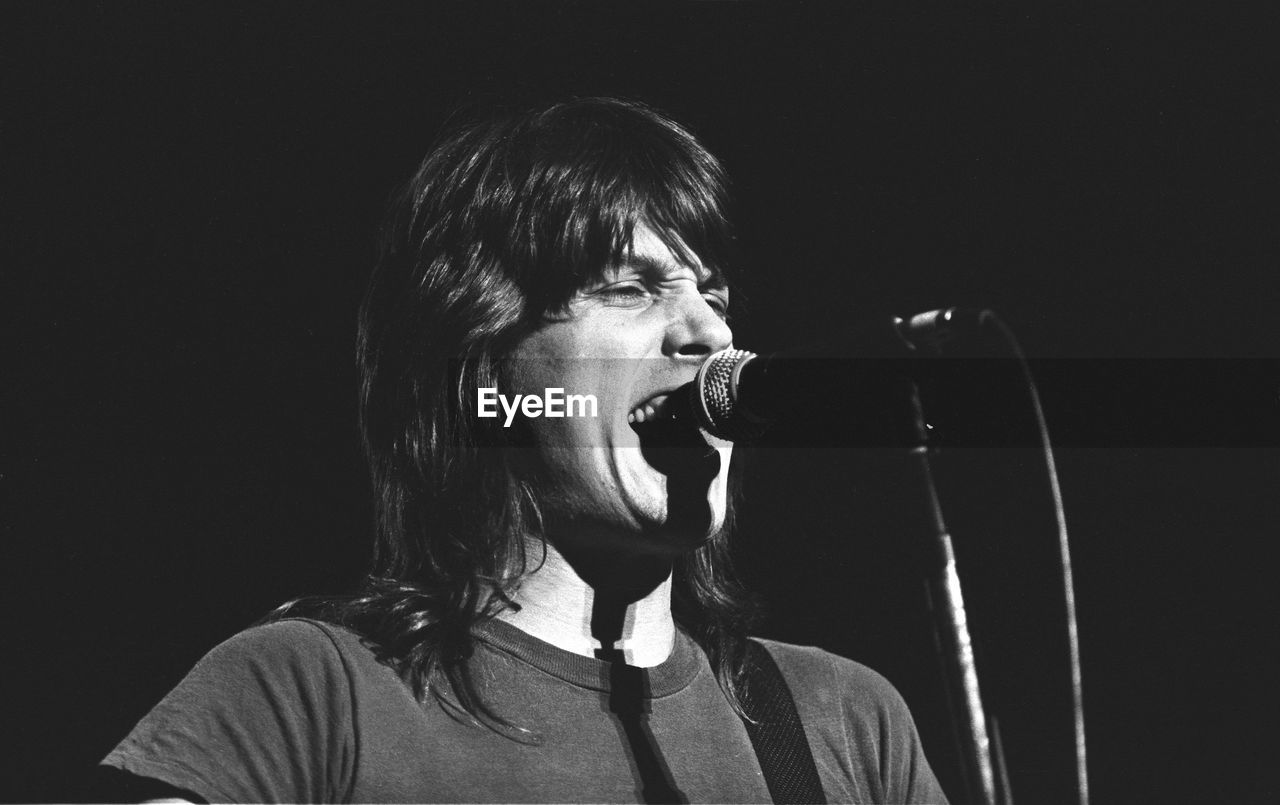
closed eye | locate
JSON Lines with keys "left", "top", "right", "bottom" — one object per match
{"left": 593, "top": 281, "right": 650, "bottom": 304}
{"left": 702, "top": 290, "right": 730, "bottom": 320}
{"left": 587, "top": 273, "right": 728, "bottom": 319}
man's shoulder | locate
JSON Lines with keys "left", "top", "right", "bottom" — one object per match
{"left": 750, "top": 638, "right": 950, "bottom": 803}
{"left": 195, "top": 617, "right": 375, "bottom": 679}
{"left": 750, "top": 636, "right": 910, "bottom": 716}
{"left": 210, "top": 616, "right": 347, "bottom": 653}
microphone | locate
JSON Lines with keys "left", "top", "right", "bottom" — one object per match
{"left": 690, "top": 307, "right": 987, "bottom": 442}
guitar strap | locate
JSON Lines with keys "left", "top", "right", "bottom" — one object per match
{"left": 740, "top": 640, "right": 828, "bottom": 804}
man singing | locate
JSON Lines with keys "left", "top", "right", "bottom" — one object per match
{"left": 101, "top": 97, "right": 947, "bottom": 803}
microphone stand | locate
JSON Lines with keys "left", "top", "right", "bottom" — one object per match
{"left": 906, "top": 381, "right": 1008, "bottom": 805}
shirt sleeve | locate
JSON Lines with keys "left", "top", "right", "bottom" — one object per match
{"left": 101, "top": 619, "right": 357, "bottom": 803}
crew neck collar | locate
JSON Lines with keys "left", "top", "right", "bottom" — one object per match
{"left": 472, "top": 618, "right": 704, "bottom": 698}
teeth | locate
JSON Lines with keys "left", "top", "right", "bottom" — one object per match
{"left": 629, "top": 395, "right": 670, "bottom": 424}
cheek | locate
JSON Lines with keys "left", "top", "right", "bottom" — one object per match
{"left": 504, "top": 360, "right": 616, "bottom": 481}
{"left": 514, "top": 364, "right": 615, "bottom": 441}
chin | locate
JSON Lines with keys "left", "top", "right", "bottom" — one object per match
{"left": 622, "top": 445, "right": 731, "bottom": 555}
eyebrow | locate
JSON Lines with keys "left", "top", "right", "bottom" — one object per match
{"left": 616, "top": 253, "right": 724, "bottom": 288}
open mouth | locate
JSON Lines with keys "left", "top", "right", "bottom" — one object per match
{"left": 628, "top": 392, "right": 679, "bottom": 425}
{"left": 629, "top": 384, "right": 720, "bottom": 476}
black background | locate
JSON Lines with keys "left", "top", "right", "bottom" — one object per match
{"left": 6, "top": 3, "right": 1279, "bottom": 803}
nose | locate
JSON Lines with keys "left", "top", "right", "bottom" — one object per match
{"left": 663, "top": 290, "right": 733, "bottom": 361}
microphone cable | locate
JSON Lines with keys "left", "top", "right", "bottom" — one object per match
{"left": 976, "top": 309, "right": 1089, "bottom": 805}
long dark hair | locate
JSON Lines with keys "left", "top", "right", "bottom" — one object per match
{"left": 268, "top": 97, "right": 755, "bottom": 727}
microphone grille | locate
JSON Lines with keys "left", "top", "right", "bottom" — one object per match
{"left": 694, "top": 347, "right": 758, "bottom": 441}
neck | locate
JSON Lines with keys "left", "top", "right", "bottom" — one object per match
{"left": 496, "top": 538, "right": 677, "bottom": 667}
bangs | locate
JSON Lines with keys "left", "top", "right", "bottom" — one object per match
{"left": 500, "top": 99, "right": 736, "bottom": 313}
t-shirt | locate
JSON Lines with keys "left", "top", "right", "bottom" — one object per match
{"left": 102, "top": 618, "right": 948, "bottom": 803}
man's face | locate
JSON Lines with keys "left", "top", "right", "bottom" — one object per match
{"left": 505, "top": 223, "right": 734, "bottom": 557}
